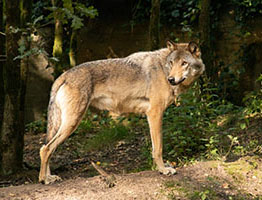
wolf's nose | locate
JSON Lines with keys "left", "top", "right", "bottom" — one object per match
{"left": 168, "top": 76, "right": 176, "bottom": 85}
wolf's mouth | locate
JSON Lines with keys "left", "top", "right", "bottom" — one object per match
{"left": 174, "top": 77, "right": 186, "bottom": 85}
{"left": 168, "top": 77, "right": 186, "bottom": 86}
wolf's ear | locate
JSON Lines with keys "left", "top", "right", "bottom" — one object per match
{"left": 166, "top": 40, "right": 177, "bottom": 51}
{"left": 188, "top": 41, "right": 201, "bottom": 57}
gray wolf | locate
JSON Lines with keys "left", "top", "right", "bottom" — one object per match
{"left": 39, "top": 41, "right": 205, "bottom": 184}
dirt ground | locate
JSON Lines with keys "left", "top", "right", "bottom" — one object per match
{"left": 0, "top": 130, "right": 262, "bottom": 200}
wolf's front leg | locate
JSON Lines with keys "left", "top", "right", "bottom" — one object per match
{"left": 146, "top": 109, "right": 176, "bottom": 175}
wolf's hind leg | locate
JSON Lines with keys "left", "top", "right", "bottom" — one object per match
{"left": 39, "top": 84, "right": 89, "bottom": 184}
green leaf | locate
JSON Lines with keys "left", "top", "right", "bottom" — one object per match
{"left": 171, "top": 10, "right": 180, "bottom": 18}
{"left": 63, "top": 8, "right": 74, "bottom": 19}
{"left": 211, "top": 149, "right": 218, "bottom": 156}
{"left": 49, "top": 57, "right": 60, "bottom": 63}
{"left": 71, "top": 15, "right": 84, "bottom": 30}
{"left": 18, "top": 40, "right": 26, "bottom": 55}
{"left": 63, "top": 0, "right": 74, "bottom": 13}
{"left": 33, "top": 15, "right": 44, "bottom": 25}
{"left": 75, "top": 3, "right": 98, "bottom": 18}
{"left": 240, "top": 123, "right": 246, "bottom": 130}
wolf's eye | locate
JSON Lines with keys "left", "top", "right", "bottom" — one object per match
{"left": 169, "top": 60, "right": 174, "bottom": 65}
{"left": 181, "top": 61, "right": 188, "bottom": 67}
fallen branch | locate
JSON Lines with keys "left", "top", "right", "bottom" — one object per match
{"left": 91, "top": 161, "right": 116, "bottom": 188}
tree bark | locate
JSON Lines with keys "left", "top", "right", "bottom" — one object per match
{"left": 20, "top": 0, "right": 32, "bottom": 134}
{"left": 199, "top": 0, "right": 215, "bottom": 79}
{"left": 0, "top": 0, "right": 4, "bottom": 133}
{"left": 66, "top": 0, "right": 77, "bottom": 67}
{"left": 148, "top": 0, "right": 160, "bottom": 50}
{"left": 0, "top": 0, "right": 24, "bottom": 175}
{"left": 52, "top": 0, "right": 63, "bottom": 78}
{"left": 69, "top": 30, "right": 77, "bottom": 67}
{"left": 20, "top": 0, "right": 32, "bottom": 27}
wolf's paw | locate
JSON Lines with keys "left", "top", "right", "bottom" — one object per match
{"left": 41, "top": 175, "right": 62, "bottom": 185}
{"left": 158, "top": 166, "right": 177, "bottom": 175}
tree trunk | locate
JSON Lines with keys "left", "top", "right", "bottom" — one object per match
{"left": 52, "top": 0, "right": 63, "bottom": 78}
{"left": 0, "top": 0, "right": 24, "bottom": 175}
{"left": 65, "top": 0, "right": 77, "bottom": 67}
{"left": 20, "top": 0, "right": 32, "bottom": 27}
{"left": 148, "top": 0, "right": 160, "bottom": 50}
{"left": 69, "top": 30, "right": 77, "bottom": 67}
{"left": 20, "top": 0, "right": 32, "bottom": 133}
{"left": 0, "top": 0, "right": 4, "bottom": 133}
{"left": 199, "top": 0, "right": 215, "bottom": 79}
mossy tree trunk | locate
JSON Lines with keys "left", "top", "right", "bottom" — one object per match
{"left": 148, "top": 0, "right": 160, "bottom": 50}
{"left": 69, "top": 29, "right": 77, "bottom": 67}
{"left": 0, "top": 0, "right": 24, "bottom": 175}
{"left": 52, "top": 0, "right": 63, "bottom": 78}
{"left": 199, "top": 0, "right": 215, "bottom": 80}
{"left": 64, "top": 0, "right": 77, "bottom": 67}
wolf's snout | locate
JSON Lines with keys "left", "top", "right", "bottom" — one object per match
{"left": 168, "top": 76, "right": 186, "bottom": 86}
{"left": 168, "top": 76, "right": 176, "bottom": 85}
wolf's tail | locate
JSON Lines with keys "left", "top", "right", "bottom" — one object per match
{"left": 45, "top": 74, "right": 66, "bottom": 143}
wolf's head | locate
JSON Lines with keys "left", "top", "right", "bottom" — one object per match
{"left": 165, "top": 41, "right": 205, "bottom": 86}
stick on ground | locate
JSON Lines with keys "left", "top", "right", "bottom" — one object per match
{"left": 91, "top": 161, "right": 116, "bottom": 188}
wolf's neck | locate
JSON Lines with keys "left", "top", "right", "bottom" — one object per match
{"left": 152, "top": 48, "right": 171, "bottom": 71}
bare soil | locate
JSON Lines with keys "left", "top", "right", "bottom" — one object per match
{"left": 0, "top": 126, "right": 262, "bottom": 200}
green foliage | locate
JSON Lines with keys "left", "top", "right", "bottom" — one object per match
{"left": 232, "top": 0, "right": 262, "bottom": 22}
{"left": 72, "top": 113, "right": 132, "bottom": 153}
{"left": 132, "top": 0, "right": 200, "bottom": 27}
{"left": 75, "top": 118, "right": 93, "bottom": 133}
{"left": 163, "top": 79, "right": 240, "bottom": 163}
{"left": 25, "top": 119, "right": 47, "bottom": 134}
{"left": 48, "top": 1, "right": 98, "bottom": 31}
{"left": 242, "top": 74, "right": 262, "bottom": 115}
{"left": 162, "top": 74, "right": 262, "bottom": 165}
{"left": 15, "top": 43, "right": 47, "bottom": 60}
{"left": 18, "top": 0, "right": 98, "bottom": 77}
{"left": 83, "top": 123, "right": 129, "bottom": 152}
{"left": 32, "top": 1, "right": 52, "bottom": 23}
{"left": 133, "top": 0, "right": 262, "bottom": 27}
{"left": 13, "top": 15, "right": 48, "bottom": 61}
{"left": 191, "top": 190, "right": 210, "bottom": 200}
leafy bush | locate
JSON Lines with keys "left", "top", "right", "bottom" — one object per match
{"left": 47, "top": 1, "right": 98, "bottom": 31}
{"left": 231, "top": 0, "right": 262, "bottom": 22}
{"left": 32, "top": 1, "right": 52, "bottom": 23}
{"left": 132, "top": 0, "right": 200, "bottom": 27}
{"left": 242, "top": 74, "right": 262, "bottom": 115}
{"left": 163, "top": 79, "right": 238, "bottom": 163}
{"left": 25, "top": 119, "right": 47, "bottom": 134}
